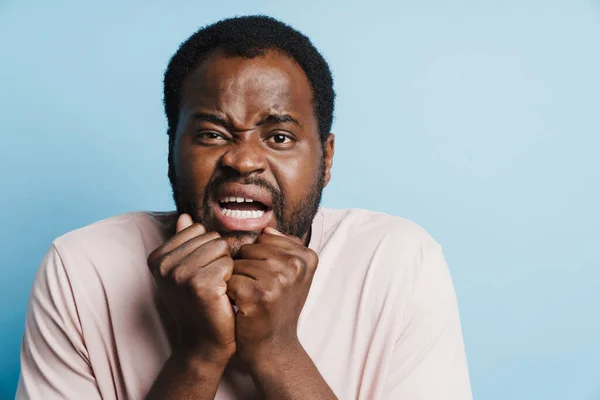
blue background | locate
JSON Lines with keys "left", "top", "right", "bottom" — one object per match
{"left": 1, "top": 1, "right": 599, "bottom": 398}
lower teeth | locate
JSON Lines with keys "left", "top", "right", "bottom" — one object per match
{"left": 221, "top": 208, "right": 265, "bottom": 219}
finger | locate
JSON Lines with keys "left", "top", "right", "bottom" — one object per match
{"left": 176, "top": 213, "right": 194, "bottom": 233}
{"left": 148, "top": 222, "right": 207, "bottom": 267}
{"left": 188, "top": 255, "right": 235, "bottom": 288}
{"left": 254, "top": 233, "right": 300, "bottom": 250}
{"left": 263, "top": 226, "right": 303, "bottom": 245}
{"left": 226, "top": 274, "right": 259, "bottom": 309}
{"left": 238, "top": 235, "right": 301, "bottom": 260}
{"left": 171, "top": 238, "right": 231, "bottom": 283}
{"left": 232, "top": 259, "right": 273, "bottom": 281}
{"left": 263, "top": 226, "right": 284, "bottom": 236}
{"left": 233, "top": 259, "right": 293, "bottom": 295}
{"left": 240, "top": 245, "right": 317, "bottom": 284}
{"left": 150, "top": 232, "right": 221, "bottom": 278}
{"left": 188, "top": 256, "right": 235, "bottom": 310}
{"left": 237, "top": 243, "right": 291, "bottom": 266}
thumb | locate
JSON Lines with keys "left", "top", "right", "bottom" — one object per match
{"left": 263, "top": 226, "right": 303, "bottom": 244}
{"left": 176, "top": 213, "right": 195, "bottom": 233}
{"left": 263, "top": 226, "right": 285, "bottom": 237}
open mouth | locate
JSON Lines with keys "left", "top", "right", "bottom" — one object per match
{"left": 210, "top": 184, "right": 276, "bottom": 232}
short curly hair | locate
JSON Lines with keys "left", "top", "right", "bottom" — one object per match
{"left": 163, "top": 15, "right": 335, "bottom": 186}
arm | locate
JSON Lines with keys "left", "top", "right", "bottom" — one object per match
{"left": 16, "top": 245, "right": 102, "bottom": 400}
{"left": 384, "top": 243, "right": 472, "bottom": 399}
{"left": 145, "top": 346, "right": 229, "bottom": 400}
{"left": 246, "top": 341, "right": 337, "bottom": 400}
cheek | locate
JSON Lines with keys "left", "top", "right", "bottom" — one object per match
{"left": 272, "top": 150, "right": 322, "bottom": 207}
{"left": 176, "top": 143, "right": 218, "bottom": 191}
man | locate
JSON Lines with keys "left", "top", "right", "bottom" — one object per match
{"left": 17, "top": 15, "right": 471, "bottom": 399}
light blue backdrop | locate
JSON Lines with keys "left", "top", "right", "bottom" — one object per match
{"left": 1, "top": 1, "right": 599, "bottom": 398}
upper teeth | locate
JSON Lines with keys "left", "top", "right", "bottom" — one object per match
{"left": 220, "top": 196, "right": 255, "bottom": 203}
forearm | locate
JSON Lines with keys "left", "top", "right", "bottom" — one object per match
{"left": 248, "top": 341, "right": 337, "bottom": 400}
{"left": 145, "top": 347, "right": 230, "bottom": 400}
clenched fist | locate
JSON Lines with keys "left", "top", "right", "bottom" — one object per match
{"left": 226, "top": 227, "right": 319, "bottom": 365}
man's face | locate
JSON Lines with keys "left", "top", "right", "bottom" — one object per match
{"left": 171, "top": 50, "right": 334, "bottom": 255}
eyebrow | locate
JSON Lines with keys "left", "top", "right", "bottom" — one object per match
{"left": 256, "top": 113, "right": 301, "bottom": 127}
{"left": 191, "top": 112, "right": 229, "bottom": 126}
{"left": 191, "top": 112, "right": 301, "bottom": 129}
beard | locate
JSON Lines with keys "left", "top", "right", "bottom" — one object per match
{"left": 170, "top": 159, "right": 326, "bottom": 255}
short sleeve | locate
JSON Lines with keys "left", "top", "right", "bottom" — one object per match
{"left": 383, "top": 243, "right": 472, "bottom": 399}
{"left": 16, "top": 245, "right": 102, "bottom": 400}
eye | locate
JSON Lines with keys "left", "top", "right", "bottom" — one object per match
{"left": 195, "top": 131, "right": 227, "bottom": 144}
{"left": 267, "top": 133, "right": 295, "bottom": 147}
{"left": 273, "top": 134, "right": 290, "bottom": 144}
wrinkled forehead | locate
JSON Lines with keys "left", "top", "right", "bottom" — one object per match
{"left": 179, "top": 49, "right": 316, "bottom": 125}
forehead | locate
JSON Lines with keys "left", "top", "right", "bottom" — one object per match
{"left": 180, "top": 50, "right": 315, "bottom": 123}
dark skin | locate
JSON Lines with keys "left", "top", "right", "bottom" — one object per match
{"left": 146, "top": 50, "right": 336, "bottom": 399}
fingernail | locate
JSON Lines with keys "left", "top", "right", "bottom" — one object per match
{"left": 176, "top": 213, "right": 194, "bottom": 232}
{"left": 264, "top": 226, "right": 284, "bottom": 236}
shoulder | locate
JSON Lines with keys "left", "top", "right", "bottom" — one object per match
{"left": 309, "top": 209, "right": 452, "bottom": 345}
{"left": 48, "top": 211, "right": 176, "bottom": 295}
{"left": 314, "top": 207, "right": 444, "bottom": 299}
{"left": 315, "top": 207, "right": 446, "bottom": 301}
{"left": 39, "top": 211, "right": 176, "bottom": 325}
{"left": 52, "top": 211, "right": 176, "bottom": 261}
{"left": 319, "top": 207, "right": 439, "bottom": 255}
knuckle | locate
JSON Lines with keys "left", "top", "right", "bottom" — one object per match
{"left": 305, "top": 249, "right": 319, "bottom": 269}
{"left": 190, "top": 276, "right": 209, "bottom": 297}
{"left": 258, "top": 287, "right": 279, "bottom": 304}
{"left": 148, "top": 248, "right": 166, "bottom": 270}
{"left": 147, "top": 249, "right": 159, "bottom": 267}
{"left": 220, "top": 257, "right": 235, "bottom": 272}
{"left": 156, "top": 257, "right": 171, "bottom": 279}
{"left": 203, "top": 288, "right": 224, "bottom": 303}
{"left": 207, "top": 257, "right": 234, "bottom": 281}
{"left": 273, "top": 271, "right": 288, "bottom": 287}
{"left": 212, "top": 238, "right": 229, "bottom": 253}
{"left": 189, "top": 274, "right": 204, "bottom": 290}
{"left": 190, "top": 274, "right": 224, "bottom": 302}
{"left": 171, "top": 267, "right": 187, "bottom": 285}
{"left": 286, "top": 255, "right": 305, "bottom": 275}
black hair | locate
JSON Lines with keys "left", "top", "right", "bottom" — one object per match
{"left": 163, "top": 15, "right": 335, "bottom": 185}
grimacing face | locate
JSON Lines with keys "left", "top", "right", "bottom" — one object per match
{"left": 170, "top": 49, "right": 335, "bottom": 256}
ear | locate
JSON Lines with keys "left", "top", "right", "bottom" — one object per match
{"left": 323, "top": 133, "right": 335, "bottom": 187}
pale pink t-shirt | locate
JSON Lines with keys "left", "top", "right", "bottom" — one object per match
{"left": 16, "top": 208, "right": 471, "bottom": 399}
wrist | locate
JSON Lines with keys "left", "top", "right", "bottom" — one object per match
{"left": 243, "top": 337, "right": 305, "bottom": 377}
{"left": 175, "top": 341, "right": 236, "bottom": 372}
{"left": 147, "top": 343, "right": 233, "bottom": 400}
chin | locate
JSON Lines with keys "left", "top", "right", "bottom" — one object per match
{"left": 222, "top": 232, "right": 260, "bottom": 258}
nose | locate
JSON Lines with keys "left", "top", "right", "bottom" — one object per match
{"left": 220, "top": 140, "right": 267, "bottom": 176}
